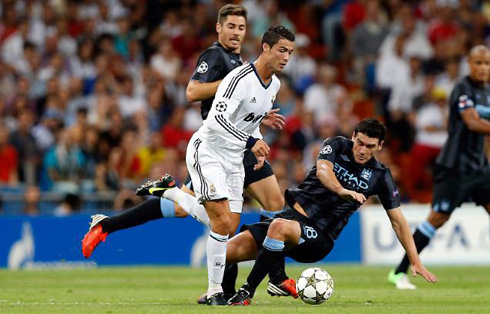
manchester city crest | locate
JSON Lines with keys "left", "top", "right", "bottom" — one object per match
{"left": 360, "top": 168, "right": 372, "bottom": 181}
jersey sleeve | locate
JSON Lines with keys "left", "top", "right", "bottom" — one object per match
{"left": 204, "top": 66, "right": 255, "bottom": 149}
{"left": 453, "top": 82, "right": 474, "bottom": 113}
{"left": 190, "top": 48, "right": 224, "bottom": 83}
{"left": 375, "top": 169, "right": 401, "bottom": 210}
{"left": 317, "top": 137, "right": 343, "bottom": 163}
{"left": 453, "top": 81, "right": 490, "bottom": 120}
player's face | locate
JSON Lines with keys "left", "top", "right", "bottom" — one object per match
{"left": 469, "top": 51, "right": 490, "bottom": 83}
{"left": 351, "top": 132, "right": 383, "bottom": 164}
{"left": 216, "top": 15, "right": 246, "bottom": 52}
{"left": 265, "top": 38, "right": 294, "bottom": 73}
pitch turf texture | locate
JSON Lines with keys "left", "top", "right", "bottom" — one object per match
{"left": 1, "top": 265, "right": 489, "bottom": 313}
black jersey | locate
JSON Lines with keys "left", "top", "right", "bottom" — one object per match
{"left": 285, "top": 136, "right": 400, "bottom": 239}
{"left": 436, "top": 76, "right": 490, "bottom": 174}
{"left": 190, "top": 42, "right": 242, "bottom": 120}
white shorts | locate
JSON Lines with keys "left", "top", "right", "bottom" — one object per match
{"left": 186, "top": 135, "right": 244, "bottom": 214}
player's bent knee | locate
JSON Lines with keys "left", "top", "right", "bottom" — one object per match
{"left": 267, "top": 218, "right": 291, "bottom": 239}
{"left": 427, "top": 211, "right": 450, "bottom": 229}
{"left": 211, "top": 213, "right": 232, "bottom": 235}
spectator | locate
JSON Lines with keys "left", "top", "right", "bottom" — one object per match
{"left": 117, "top": 76, "right": 147, "bottom": 119}
{"left": 379, "top": 6, "right": 433, "bottom": 61}
{"left": 95, "top": 2, "right": 118, "bottom": 35}
{"left": 2, "top": 18, "right": 30, "bottom": 68}
{"left": 435, "top": 57, "right": 461, "bottom": 97}
{"left": 171, "top": 18, "right": 202, "bottom": 65}
{"left": 56, "top": 17, "right": 77, "bottom": 58}
{"left": 70, "top": 39, "right": 96, "bottom": 80}
{"left": 150, "top": 38, "right": 182, "bottom": 82}
{"left": 9, "top": 110, "right": 38, "bottom": 185}
{"left": 409, "top": 87, "right": 448, "bottom": 202}
{"left": 114, "top": 16, "right": 132, "bottom": 59}
{"left": 138, "top": 132, "right": 166, "bottom": 178}
{"left": 282, "top": 34, "right": 316, "bottom": 94}
{"left": 387, "top": 54, "right": 425, "bottom": 152}
{"left": 160, "top": 107, "right": 192, "bottom": 156}
{"left": 54, "top": 193, "right": 81, "bottom": 216}
{"left": 427, "top": 6, "right": 459, "bottom": 46}
{"left": 24, "top": 185, "right": 40, "bottom": 215}
{"left": 31, "top": 108, "right": 63, "bottom": 152}
{"left": 304, "top": 63, "right": 350, "bottom": 124}
{"left": 0, "top": 125, "right": 19, "bottom": 186}
{"left": 274, "top": 78, "right": 297, "bottom": 119}
{"left": 350, "top": 0, "right": 389, "bottom": 88}
{"left": 41, "top": 128, "right": 86, "bottom": 193}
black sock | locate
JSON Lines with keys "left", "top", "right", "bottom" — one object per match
{"left": 101, "top": 198, "right": 163, "bottom": 234}
{"left": 246, "top": 247, "right": 284, "bottom": 295}
{"left": 268, "top": 257, "right": 287, "bottom": 283}
{"left": 395, "top": 229, "right": 431, "bottom": 274}
{"left": 222, "top": 263, "right": 238, "bottom": 297}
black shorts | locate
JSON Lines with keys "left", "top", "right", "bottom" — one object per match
{"left": 432, "top": 166, "right": 490, "bottom": 214}
{"left": 243, "top": 149, "right": 274, "bottom": 188}
{"left": 241, "top": 208, "right": 334, "bottom": 263}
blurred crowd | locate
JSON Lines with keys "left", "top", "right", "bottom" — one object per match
{"left": 0, "top": 0, "right": 490, "bottom": 214}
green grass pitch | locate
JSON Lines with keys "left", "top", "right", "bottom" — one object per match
{"left": 1, "top": 265, "right": 489, "bottom": 313}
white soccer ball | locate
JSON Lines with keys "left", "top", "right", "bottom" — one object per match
{"left": 296, "top": 267, "right": 334, "bottom": 305}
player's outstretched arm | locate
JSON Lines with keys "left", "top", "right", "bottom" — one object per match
{"left": 387, "top": 208, "right": 438, "bottom": 284}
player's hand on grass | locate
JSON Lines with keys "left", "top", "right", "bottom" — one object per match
{"left": 252, "top": 139, "right": 270, "bottom": 157}
{"left": 254, "top": 155, "right": 265, "bottom": 171}
{"left": 338, "top": 188, "right": 366, "bottom": 204}
{"left": 262, "top": 108, "right": 286, "bottom": 130}
{"left": 411, "top": 264, "right": 438, "bottom": 283}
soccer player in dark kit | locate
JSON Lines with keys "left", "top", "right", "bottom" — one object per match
{"left": 389, "top": 45, "right": 490, "bottom": 289}
{"left": 208, "top": 118, "right": 437, "bottom": 305}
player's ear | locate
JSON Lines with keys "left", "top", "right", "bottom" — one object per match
{"left": 351, "top": 131, "right": 356, "bottom": 141}
{"left": 378, "top": 140, "right": 384, "bottom": 151}
{"left": 262, "top": 42, "right": 270, "bottom": 52}
{"left": 216, "top": 22, "right": 221, "bottom": 34}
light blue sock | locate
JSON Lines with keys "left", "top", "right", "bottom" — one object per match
{"left": 417, "top": 221, "right": 436, "bottom": 239}
{"left": 263, "top": 236, "right": 285, "bottom": 252}
{"left": 160, "top": 198, "right": 176, "bottom": 218}
{"left": 260, "top": 209, "right": 281, "bottom": 219}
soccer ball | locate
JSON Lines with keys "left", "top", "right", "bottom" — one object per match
{"left": 296, "top": 267, "right": 334, "bottom": 305}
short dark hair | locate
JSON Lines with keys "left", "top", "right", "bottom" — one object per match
{"left": 261, "top": 25, "right": 295, "bottom": 49}
{"left": 354, "top": 118, "right": 386, "bottom": 142}
{"left": 218, "top": 4, "right": 247, "bottom": 24}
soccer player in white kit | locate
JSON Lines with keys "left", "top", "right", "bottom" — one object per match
{"left": 182, "top": 26, "right": 295, "bottom": 305}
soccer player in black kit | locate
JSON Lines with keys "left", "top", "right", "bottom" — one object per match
{"left": 389, "top": 45, "right": 490, "bottom": 290}
{"left": 214, "top": 118, "right": 437, "bottom": 306}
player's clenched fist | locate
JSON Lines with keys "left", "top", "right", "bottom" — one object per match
{"left": 252, "top": 139, "right": 270, "bottom": 157}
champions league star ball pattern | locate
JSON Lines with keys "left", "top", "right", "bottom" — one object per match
{"left": 296, "top": 267, "right": 334, "bottom": 305}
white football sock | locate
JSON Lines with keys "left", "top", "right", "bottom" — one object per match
{"left": 164, "top": 188, "right": 210, "bottom": 227}
{"left": 206, "top": 230, "right": 228, "bottom": 297}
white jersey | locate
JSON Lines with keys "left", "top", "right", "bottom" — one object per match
{"left": 196, "top": 63, "right": 280, "bottom": 161}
